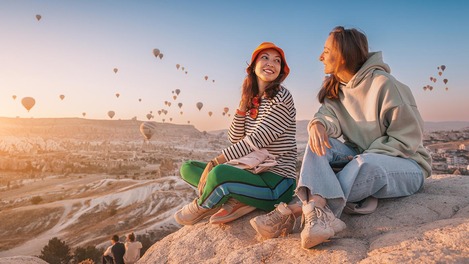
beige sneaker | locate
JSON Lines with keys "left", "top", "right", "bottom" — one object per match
{"left": 300, "top": 202, "right": 346, "bottom": 249}
{"left": 250, "top": 202, "right": 298, "bottom": 239}
{"left": 174, "top": 199, "right": 220, "bottom": 225}
{"left": 210, "top": 198, "right": 256, "bottom": 224}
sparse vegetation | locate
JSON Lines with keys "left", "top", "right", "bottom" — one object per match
{"left": 39, "top": 237, "right": 73, "bottom": 264}
{"left": 31, "top": 195, "right": 43, "bottom": 204}
{"left": 73, "top": 245, "right": 101, "bottom": 264}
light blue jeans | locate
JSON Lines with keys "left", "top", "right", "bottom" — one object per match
{"left": 296, "top": 138, "right": 425, "bottom": 217}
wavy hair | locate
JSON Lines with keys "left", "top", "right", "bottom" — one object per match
{"left": 318, "top": 26, "right": 369, "bottom": 103}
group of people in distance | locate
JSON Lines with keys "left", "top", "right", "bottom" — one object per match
{"left": 102, "top": 232, "right": 142, "bottom": 264}
{"left": 174, "top": 25, "right": 431, "bottom": 249}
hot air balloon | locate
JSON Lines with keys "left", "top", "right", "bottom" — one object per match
{"left": 430, "top": 77, "right": 433, "bottom": 82}
{"left": 170, "top": 118, "right": 173, "bottom": 122}
{"left": 163, "top": 110, "right": 168, "bottom": 115}
{"left": 438, "top": 71, "right": 442, "bottom": 76}
{"left": 185, "top": 71, "right": 188, "bottom": 74}
{"left": 139, "top": 98, "right": 142, "bottom": 102}
{"left": 222, "top": 112, "right": 226, "bottom": 116}
{"left": 176, "top": 64, "right": 180, "bottom": 70}
{"left": 157, "top": 110, "right": 162, "bottom": 115}
{"left": 167, "top": 102, "right": 171, "bottom": 107}
{"left": 182, "top": 67, "right": 185, "bottom": 71}
{"left": 443, "top": 79, "right": 448, "bottom": 84}
{"left": 164, "top": 101, "right": 168, "bottom": 106}
{"left": 153, "top": 48, "right": 160, "bottom": 57}
{"left": 441, "top": 65, "right": 446, "bottom": 71}
{"left": 59, "top": 94, "right": 65, "bottom": 100}
{"left": 180, "top": 111, "right": 183, "bottom": 115}
{"left": 113, "top": 68, "right": 118, "bottom": 74}
{"left": 82, "top": 112, "right": 86, "bottom": 117}
{"left": 21, "top": 97, "right": 35, "bottom": 112}
{"left": 115, "top": 93, "right": 120, "bottom": 98}
{"left": 12, "top": 95, "right": 16, "bottom": 100}
{"left": 187, "top": 120, "right": 190, "bottom": 124}
{"left": 212, "top": 80, "right": 215, "bottom": 83}
{"left": 208, "top": 111, "right": 213, "bottom": 117}
{"left": 146, "top": 113, "right": 153, "bottom": 120}
{"left": 445, "top": 87, "right": 449, "bottom": 91}
{"left": 159, "top": 53, "right": 164, "bottom": 59}
{"left": 423, "top": 86, "right": 427, "bottom": 91}
{"left": 178, "top": 102, "right": 183, "bottom": 109}
{"left": 162, "top": 119, "right": 165, "bottom": 123}
{"left": 196, "top": 102, "right": 203, "bottom": 111}
{"left": 175, "top": 89, "right": 180, "bottom": 95}
{"left": 173, "top": 95, "right": 177, "bottom": 100}
{"left": 432, "top": 78, "right": 437, "bottom": 83}
{"left": 108, "top": 111, "right": 115, "bottom": 119}
{"left": 36, "top": 14, "right": 41, "bottom": 21}
{"left": 204, "top": 76, "right": 208, "bottom": 81}
{"left": 223, "top": 107, "right": 229, "bottom": 114}
{"left": 140, "top": 121, "right": 157, "bottom": 140}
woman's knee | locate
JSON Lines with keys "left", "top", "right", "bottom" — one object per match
{"left": 206, "top": 165, "right": 233, "bottom": 184}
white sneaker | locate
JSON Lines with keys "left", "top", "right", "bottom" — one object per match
{"left": 174, "top": 199, "right": 220, "bottom": 225}
{"left": 300, "top": 202, "right": 345, "bottom": 249}
{"left": 250, "top": 202, "right": 298, "bottom": 239}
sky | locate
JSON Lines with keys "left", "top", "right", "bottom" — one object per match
{"left": 0, "top": 0, "right": 468, "bottom": 132}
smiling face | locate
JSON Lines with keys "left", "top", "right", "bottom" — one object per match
{"left": 254, "top": 48, "right": 282, "bottom": 89}
{"left": 319, "top": 34, "right": 342, "bottom": 75}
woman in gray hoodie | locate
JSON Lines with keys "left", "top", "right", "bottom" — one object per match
{"left": 250, "top": 26, "right": 432, "bottom": 249}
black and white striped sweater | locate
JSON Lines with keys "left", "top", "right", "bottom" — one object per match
{"left": 222, "top": 87, "right": 297, "bottom": 179}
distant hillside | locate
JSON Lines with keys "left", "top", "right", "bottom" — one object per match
{"left": 423, "top": 121, "right": 469, "bottom": 132}
{"left": 209, "top": 120, "right": 469, "bottom": 144}
{"left": 0, "top": 117, "right": 203, "bottom": 141}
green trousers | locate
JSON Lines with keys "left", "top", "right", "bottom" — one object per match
{"left": 180, "top": 160, "right": 296, "bottom": 211}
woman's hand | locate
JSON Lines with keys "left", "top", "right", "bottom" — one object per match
{"left": 308, "top": 122, "right": 331, "bottom": 156}
{"left": 198, "top": 161, "right": 214, "bottom": 196}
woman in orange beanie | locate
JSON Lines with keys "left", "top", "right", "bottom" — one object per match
{"left": 174, "top": 42, "right": 297, "bottom": 226}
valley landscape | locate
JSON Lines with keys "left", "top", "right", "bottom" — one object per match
{"left": 0, "top": 117, "right": 468, "bottom": 260}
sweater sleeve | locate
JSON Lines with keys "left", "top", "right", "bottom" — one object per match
{"left": 310, "top": 102, "right": 342, "bottom": 138}
{"left": 227, "top": 114, "right": 246, "bottom": 144}
{"left": 365, "top": 103, "right": 424, "bottom": 157}
{"left": 222, "top": 92, "right": 295, "bottom": 161}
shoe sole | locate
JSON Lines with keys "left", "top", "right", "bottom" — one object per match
{"left": 210, "top": 206, "right": 256, "bottom": 224}
{"left": 301, "top": 227, "right": 334, "bottom": 249}
{"left": 174, "top": 207, "right": 219, "bottom": 225}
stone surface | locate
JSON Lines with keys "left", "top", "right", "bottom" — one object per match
{"left": 137, "top": 175, "right": 469, "bottom": 264}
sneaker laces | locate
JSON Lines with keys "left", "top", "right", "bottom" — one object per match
{"left": 301, "top": 207, "right": 326, "bottom": 228}
{"left": 270, "top": 203, "right": 298, "bottom": 231}
{"left": 187, "top": 199, "right": 201, "bottom": 214}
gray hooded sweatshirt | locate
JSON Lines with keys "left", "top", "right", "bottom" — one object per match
{"left": 310, "top": 52, "right": 432, "bottom": 177}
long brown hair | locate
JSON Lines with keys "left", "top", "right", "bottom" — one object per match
{"left": 242, "top": 54, "right": 288, "bottom": 109}
{"left": 318, "top": 26, "right": 369, "bottom": 103}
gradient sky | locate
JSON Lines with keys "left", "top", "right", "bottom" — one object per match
{"left": 1, "top": 0, "right": 468, "bottom": 132}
